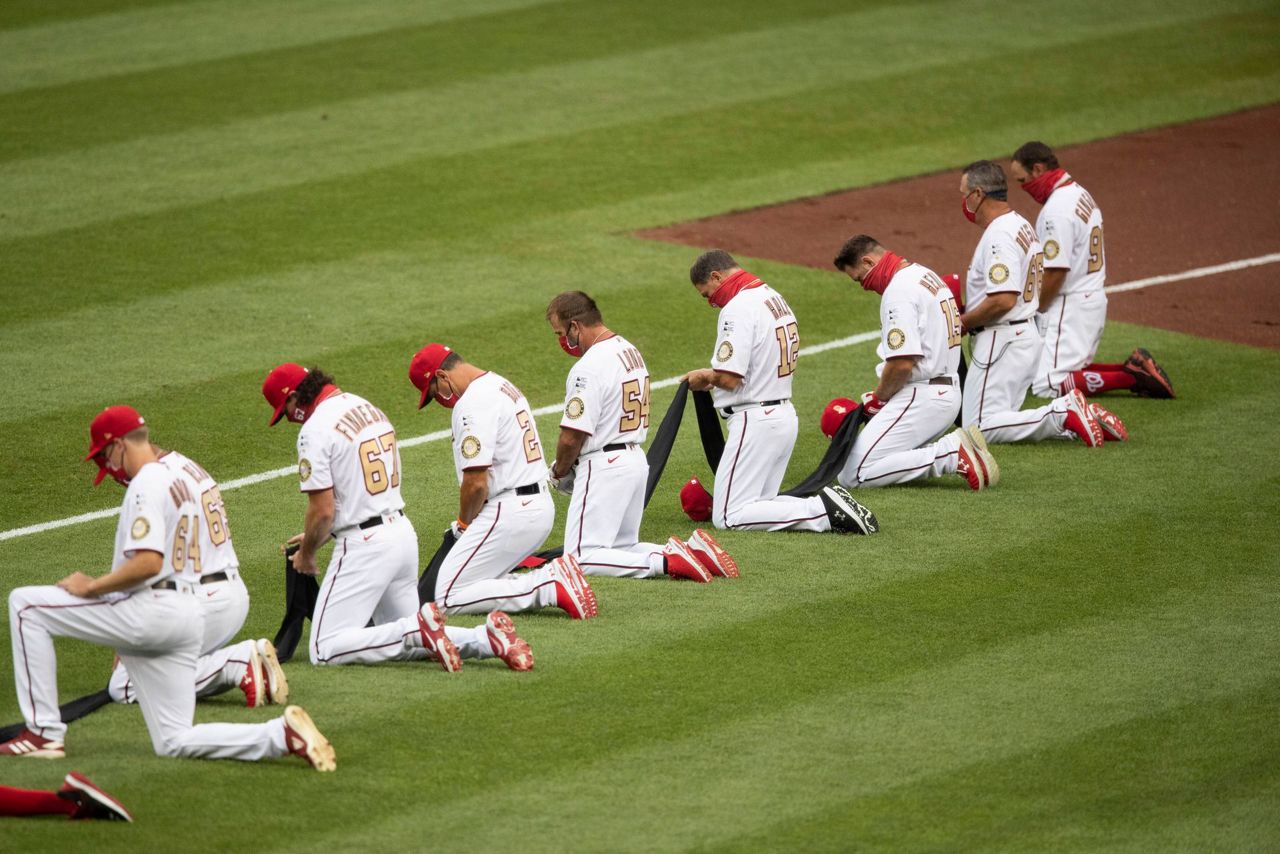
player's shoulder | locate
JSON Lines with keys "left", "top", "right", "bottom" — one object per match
{"left": 123, "top": 460, "right": 173, "bottom": 504}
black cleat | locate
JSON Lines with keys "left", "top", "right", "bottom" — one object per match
{"left": 820, "top": 486, "right": 879, "bottom": 535}
{"left": 1124, "top": 348, "right": 1175, "bottom": 399}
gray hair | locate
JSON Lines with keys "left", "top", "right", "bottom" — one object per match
{"left": 962, "top": 160, "right": 1007, "bottom": 197}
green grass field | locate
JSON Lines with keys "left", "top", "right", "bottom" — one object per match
{"left": 2, "top": 1, "right": 1279, "bottom": 850}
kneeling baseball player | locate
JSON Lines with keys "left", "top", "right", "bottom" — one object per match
{"left": 830, "top": 235, "right": 998, "bottom": 490}
{"left": 96, "top": 431, "right": 287, "bottom": 709}
{"left": 1009, "top": 140, "right": 1174, "bottom": 400}
{"left": 544, "top": 291, "right": 739, "bottom": 582}
{"left": 3, "top": 407, "right": 333, "bottom": 771}
{"left": 681, "top": 250, "right": 879, "bottom": 535}
{"left": 409, "top": 345, "right": 599, "bottom": 619}
{"left": 263, "top": 363, "right": 532, "bottom": 672}
{"left": 957, "top": 161, "right": 1128, "bottom": 446}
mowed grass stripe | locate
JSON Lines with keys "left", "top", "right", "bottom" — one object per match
{"left": 4, "top": 11, "right": 1277, "bottom": 343}
{"left": 3, "top": 0, "right": 1266, "bottom": 240}
{"left": 710, "top": 685, "right": 1280, "bottom": 851}
{"left": 0, "top": 0, "right": 870, "bottom": 163}
{"left": 295, "top": 580, "right": 1280, "bottom": 851}
{"left": 0, "top": 0, "right": 557, "bottom": 95}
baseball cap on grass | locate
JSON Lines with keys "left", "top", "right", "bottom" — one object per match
{"left": 680, "top": 477, "right": 712, "bottom": 522}
{"left": 262, "top": 363, "right": 309, "bottom": 426}
{"left": 820, "top": 397, "right": 858, "bottom": 439}
{"left": 409, "top": 344, "right": 453, "bottom": 408}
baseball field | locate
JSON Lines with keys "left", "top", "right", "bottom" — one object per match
{"left": 2, "top": 0, "right": 1279, "bottom": 850}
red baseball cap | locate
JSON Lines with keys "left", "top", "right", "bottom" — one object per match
{"left": 408, "top": 344, "right": 452, "bottom": 409}
{"left": 85, "top": 406, "right": 146, "bottom": 485}
{"left": 262, "top": 363, "right": 309, "bottom": 426}
{"left": 942, "top": 273, "right": 965, "bottom": 312}
{"left": 679, "top": 477, "right": 712, "bottom": 522}
{"left": 820, "top": 397, "right": 858, "bottom": 439}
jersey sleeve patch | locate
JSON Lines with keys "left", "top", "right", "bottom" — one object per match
{"left": 460, "top": 436, "right": 482, "bottom": 459}
{"left": 887, "top": 328, "right": 907, "bottom": 350}
{"left": 716, "top": 340, "right": 734, "bottom": 363}
{"left": 299, "top": 458, "right": 312, "bottom": 483}
{"left": 565, "top": 397, "right": 585, "bottom": 419}
{"left": 988, "top": 263, "right": 1010, "bottom": 285}
{"left": 130, "top": 517, "right": 151, "bottom": 540}
{"left": 1043, "top": 239, "right": 1060, "bottom": 260}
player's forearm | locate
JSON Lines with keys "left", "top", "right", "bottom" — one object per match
{"left": 710, "top": 370, "right": 742, "bottom": 391}
{"left": 298, "top": 503, "right": 334, "bottom": 558}
{"left": 874, "top": 358, "right": 916, "bottom": 401}
{"left": 88, "top": 553, "right": 164, "bottom": 596}
{"left": 1038, "top": 269, "right": 1067, "bottom": 311}
{"left": 458, "top": 473, "right": 489, "bottom": 525}
{"left": 553, "top": 428, "right": 589, "bottom": 476}
{"left": 961, "top": 294, "right": 1017, "bottom": 330}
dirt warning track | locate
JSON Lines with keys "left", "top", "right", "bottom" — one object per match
{"left": 640, "top": 106, "right": 1280, "bottom": 349}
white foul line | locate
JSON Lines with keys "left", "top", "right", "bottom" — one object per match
{"left": 3, "top": 252, "right": 1276, "bottom": 543}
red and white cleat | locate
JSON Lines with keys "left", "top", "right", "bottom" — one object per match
{"left": 1062, "top": 389, "right": 1105, "bottom": 447}
{"left": 0, "top": 729, "right": 65, "bottom": 759}
{"left": 240, "top": 642, "right": 266, "bottom": 708}
{"left": 58, "top": 772, "right": 133, "bottom": 821}
{"left": 550, "top": 555, "right": 599, "bottom": 619}
{"left": 486, "top": 611, "right": 534, "bottom": 672}
{"left": 685, "top": 528, "right": 740, "bottom": 578}
{"left": 282, "top": 705, "right": 335, "bottom": 772}
{"left": 663, "top": 538, "right": 713, "bottom": 582}
{"left": 1089, "top": 403, "right": 1129, "bottom": 441}
{"left": 417, "top": 601, "right": 461, "bottom": 672}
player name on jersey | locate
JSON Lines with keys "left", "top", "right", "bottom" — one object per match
{"left": 331, "top": 402, "right": 391, "bottom": 442}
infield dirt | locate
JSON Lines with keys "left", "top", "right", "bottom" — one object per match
{"left": 640, "top": 106, "right": 1280, "bottom": 350}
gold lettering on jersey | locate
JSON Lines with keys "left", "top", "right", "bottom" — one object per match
{"left": 918, "top": 272, "right": 943, "bottom": 295}
{"left": 499, "top": 381, "right": 522, "bottom": 404}
{"left": 168, "top": 477, "right": 195, "bottom": 509}
{"left": 1074, "top": 191, "right": 1096, "bottom": 224}
{"left": 614, "top": 346, "right": 646, "bottom": 374}
{"left": 333, "top": 404, "right": 389, "bottom": 442}
{"left": 1014, "top": 223, "right": 1036, "bottom": 254}
{"left": 181, "top": 461, "right": 210, "bottom": 483}
{"left": 763, "top": 295, "right": 794, "bottom": 320}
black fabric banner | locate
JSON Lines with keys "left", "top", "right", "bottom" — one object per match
{"left": 0, "top": 689, "right": 112, "bottom": 742}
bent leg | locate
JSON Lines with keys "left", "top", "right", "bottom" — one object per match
{"left": 438, "top": 497, "right": 558, "bottom": 615}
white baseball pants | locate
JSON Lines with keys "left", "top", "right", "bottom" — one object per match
{"left": 9, "top": 584, "right": 287, "bottom": 760}
{"left": 310, "top": 515, "right": 494, "bottom": 665}
{"left": 1033, "top": 291, "right": 1108, "bottom": 397}
{"left": 110, "top": 572, "right": 254, "bottom": 703}
{"left": 713, "top": 403, "right": 830, "bottom": 532}
{"left": 434, "top": 491, "right": 561, "bottom": 616}
{"left": 838, "top": 383, "right": 962, "bottom": 488}
{"left": 566, "top": 446, "right": 663, "bottom": 579}
{"left": 963, "top": 326, "right": 1074, "bottom": 443}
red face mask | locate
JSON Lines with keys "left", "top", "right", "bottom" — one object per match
{"left": 1021, "top": 167, "right": 1071, "bottom": 205}
{"left": 558, "top": 324, "right": 583, "bottom": 358}
{"left": 961, "top": 190, "right": 981, "bottom": 223}
{"left": 858, "top": 252, "right": 904, "bottom": 295}
{"left": 432, "top": 376, "right": 458, "bottom": 409}
{"left": 93, "top": 459, "right": 130, "bottom": 487}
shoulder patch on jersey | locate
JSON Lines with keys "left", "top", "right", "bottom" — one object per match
{"left": 460, "top": 436, "right": 482, "bottom": 460}
{"left": 130, "top": 517, "right": 151, "bottom": 540}
{"left": 299, "top": 458, "right": 312, "bottom": 482}
{"left": 988, "top": 263, "right": 1010, "bottom": 285}
{"left": 887, "top": 328, "right": 906, "bottom": 350}
{"left": 716, "top": 341, "right": 734, "bottom": 363}
{"left": 565, "top": 397, "right": 585, "bottom": 420}
{"left": 1043, "top": 239, "right": 1060, "bottom": 260}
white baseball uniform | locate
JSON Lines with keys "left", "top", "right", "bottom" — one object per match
{"left": 559, "top": 334, "right": 666, "bottom": 578}
{"left": 430, "top": 373, "right": 565, "bottom": 615}
{"left": 9, "top": 460, "right": 291, "bottom": 759}
{"left": 297, "top": 391, "right": 494, "bottom": 665}
{"left": 708, "top": 278, "right": 831, "bottom": 531}
{"left": 839, "top": 263, "right": 966, "bottom": 488}
{"left": 962, "top": 212, "right": 1079, "bottom": 443}
{"left": 1031, "top": 178, "right": 1109, "bottom": 397}
{"left": 109, "top": 451, "right": 256, "bottom": 704}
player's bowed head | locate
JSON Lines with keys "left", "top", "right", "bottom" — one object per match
{"left": 408, "top": 343, "right": 482, "bottom": 410}
{"left": 85, "top": 404, "right": 151, "bottom": 487}
{"left": 545, "top": 291, "right": 609, "bottom": 359}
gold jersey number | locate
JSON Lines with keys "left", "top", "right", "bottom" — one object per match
{"left": 359, "top": 430, "right": 400, "bottom": 495}
{"left": 516, "top": 410, "right": 543, "bottom": 463}
{"left": 775, "top": 322, "right": 799, "bottom": 377}
{"left": 619, "top": 377, "right": 651, "bottom": 432}
{"left": 1023, "top": 252, "right": 1044, "bottom": 303}
{"left": 1087, "top": 225, "right": 1105, "bottom": 273}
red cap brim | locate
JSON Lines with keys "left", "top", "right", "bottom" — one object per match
{"left": 92, "top": 465, "right": 109, "bottom": 486}
{"left": 417, "top": 385, "right": 432, "bottom": 409}
{"left": 269, "top": 402, "right": 288, "bottom": 426}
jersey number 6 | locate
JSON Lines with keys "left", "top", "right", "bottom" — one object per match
{"left": 359, "top": 430, "right": 400, "bottom": 495}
